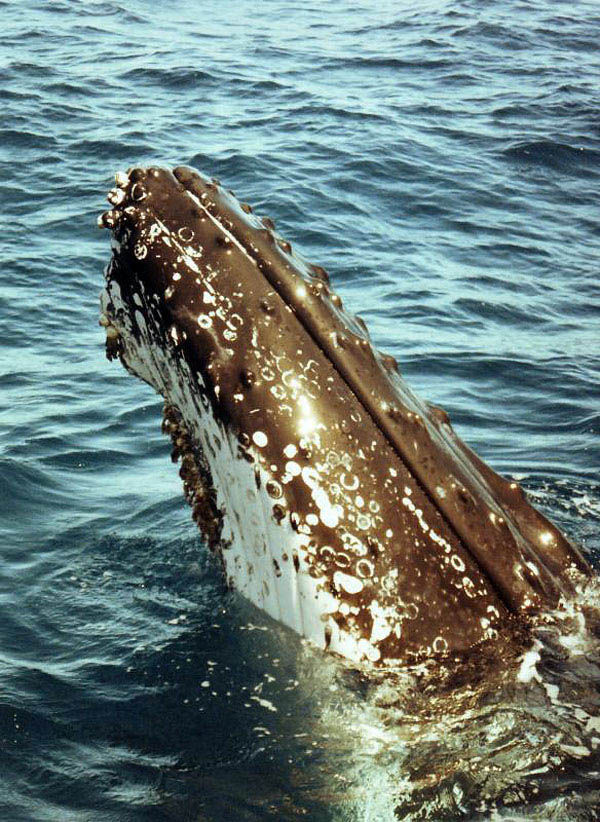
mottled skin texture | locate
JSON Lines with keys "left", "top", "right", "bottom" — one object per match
{"left": 99, "top": 165, "right": 590, "bottom": 665}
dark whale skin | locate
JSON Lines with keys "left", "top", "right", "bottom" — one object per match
{"left": 99, "top": 165, "right": 590, "bottom": 665}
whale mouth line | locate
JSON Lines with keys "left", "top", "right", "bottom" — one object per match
{"left": 99, "top": 164, "right": 591, "bottom": 665}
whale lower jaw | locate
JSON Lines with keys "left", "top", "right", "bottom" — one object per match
{"left": 101, "top": 276, "right": 385, "bottom": 665}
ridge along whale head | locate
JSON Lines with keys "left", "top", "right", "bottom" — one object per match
{"left": 99, "top": 165, "right": 591, "bottom": 667}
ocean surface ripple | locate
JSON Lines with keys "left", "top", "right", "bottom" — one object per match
{"left": 1, "top": 1, "right": 599, "bottom": 820}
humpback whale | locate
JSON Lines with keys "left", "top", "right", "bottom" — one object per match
{"left": 98, "top": 165, "right": 590, "bottom": 665}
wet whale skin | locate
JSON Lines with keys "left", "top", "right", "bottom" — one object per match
{"left": 99, "top": 165, "right": 590, "bottom": 665}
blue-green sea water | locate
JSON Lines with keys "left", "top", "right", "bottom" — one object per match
{"left": 1, "top": 1, "right": 599, "bottom": 819}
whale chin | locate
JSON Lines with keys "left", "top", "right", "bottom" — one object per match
{"left": 98, "top": 165, "right": 590, "bottom": 666}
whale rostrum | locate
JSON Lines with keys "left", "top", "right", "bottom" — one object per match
{"left": 98, "top": 165, "right": 590, "bottom": 665}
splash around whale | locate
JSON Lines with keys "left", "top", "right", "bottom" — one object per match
{"left": 98, "top": 165, "right": 590, "bottom": 666}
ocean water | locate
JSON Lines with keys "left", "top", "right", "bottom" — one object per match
{"left": 1, "top": 0, "right": 600, "bottom": 819}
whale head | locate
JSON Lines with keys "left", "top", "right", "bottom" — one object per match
{"left": 99, "top": 165, "right": 589, "bottom": 665}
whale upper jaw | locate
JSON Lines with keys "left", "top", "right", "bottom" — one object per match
{"left": 98, "top": 165, "right": 590, "bottom": 666}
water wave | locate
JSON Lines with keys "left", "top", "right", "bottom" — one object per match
{"left": 1, "top": 0, "right": 599, "bottom": 819}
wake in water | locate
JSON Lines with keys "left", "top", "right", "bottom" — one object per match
{"left": 156, "top": 571, "right": 600, "bottom": 821}
{"left": 363, "top": 579, "right": 600, "bottom": 820}
{"left": 307, "top": 577, "right": 600, "bottom": 820}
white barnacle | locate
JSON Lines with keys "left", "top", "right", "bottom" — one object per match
{"left": 333, "top": 571, "right": 363, "bottom": 595}
{"left": 108, "top": 187, "right": 125, "bottom": 205}
{"left": 285, "top": 461, "right": 301, "bottom": 477}
{"left": 320, "top": 507, "right": 339, "bottom": 529}
{"left": 261, "top": 366, "right": 276, "bottom": 381}
{"left": 356, "top": 559, "right": 374, "bottom": 579}
{"left": 462, "top": 576, "right": 476, "bottom": 598}
{"left": 405, "top": 603, "right": 419, "bottom": 620}
{"left": 340, "top": 472, "right": 359, "bottom": 491}
{"left": 334, "top": 551, "right": 351, "bottom": 569}
{"left": 252, "top": 431, "right": 268, "bottom": 448}
{"left": 433, "top": 636, "right": 448, "bottom": 654}
{"left": 178, "top": 226, "right": 194, "bottom": 242}
{"left": 451, "top": 554, "right": 466, "bottom": 572}
{"left": 370, "top": 615, "right": 391, "bottom": 644}
{"left": 333, "top": 571, "right": 364, "bottom": 594}
{"left": 358, "top": 639, "right": 380, "bottom": 663}
{"left": 319, "top": 545, "right": 335, "bottom": 561}
{"left": 356, "top": 513, "right": 371, "bottom": 531}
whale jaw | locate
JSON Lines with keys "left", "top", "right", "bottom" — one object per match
{"left": 99, "top": 165, "right": 590, "bottom": 666}
{"left": 100, "top": 262, "right": 387, "bottom": 664}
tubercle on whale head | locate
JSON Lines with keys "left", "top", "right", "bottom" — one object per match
{"left": 98, "top": 165, "right": 371, "bottom": 424}
{"left": 99, "top": 165, "right": 591, "bottom": 665}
